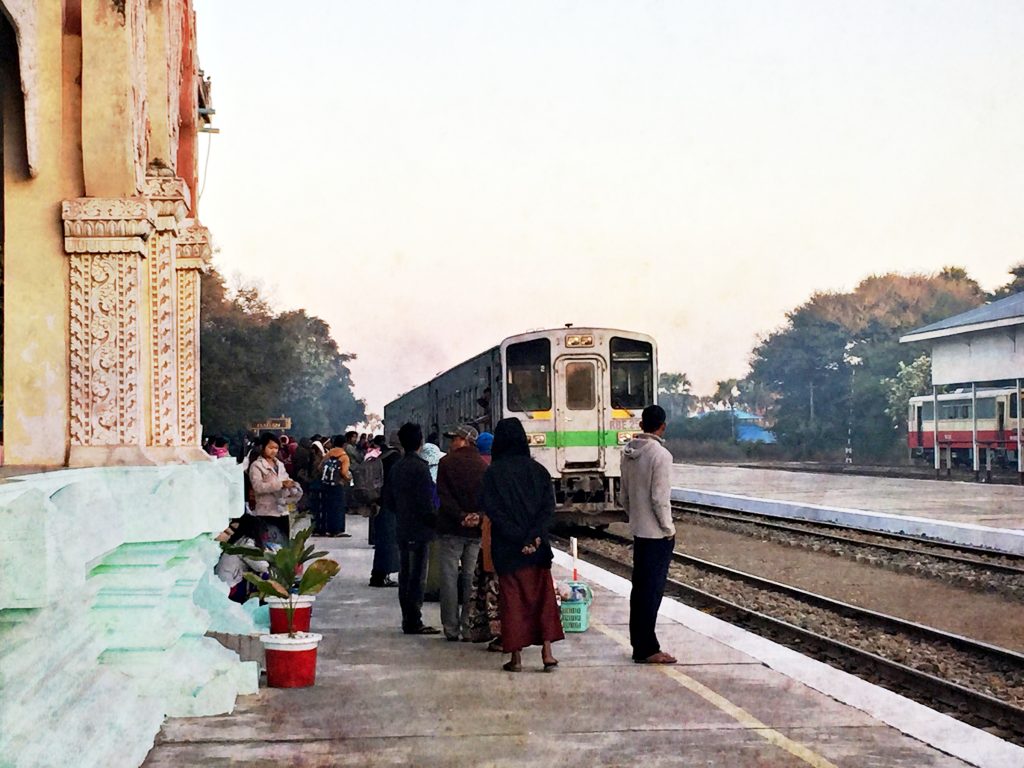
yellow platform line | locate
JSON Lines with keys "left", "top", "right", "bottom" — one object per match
{"left": 590, "top": 619, "right": 838, "bottom": 768}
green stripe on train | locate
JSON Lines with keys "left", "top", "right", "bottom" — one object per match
{"left": 541, "top": 430, "right": 621, "bottom": 447}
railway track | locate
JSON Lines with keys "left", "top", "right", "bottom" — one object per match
{"left": 672, "top": 502, "right": 1024, "bottom": 574}
{"left": 555, "top": 530, "right": 1024, "bottom": 745}
{"left": 731, "top": 461, "right": 1023, "bottom": 486}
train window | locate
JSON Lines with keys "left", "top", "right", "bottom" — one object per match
{"left": 610, "top": 337, "right": 653, "bottom": 410}
{"left": 940, "top": 401, "right": 971, "bottom": 420}
{"left": 506, "top": 339, "right": 551, "bottom": 412}
{"left": 976, "top": 399, "right": 996, "bottom": 419}
{"left": 565, "top": 362, "right": 596, "bottom": 410}
{"left": 921, "top": 402, "right": 934, "bottom": 421}
{"left": 1013, "top": 394, "right": 1019, "bottom": 419}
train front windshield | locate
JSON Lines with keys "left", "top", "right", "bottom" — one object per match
{"left": 610, "top": 337, "right": 653, "bottom": 410}
{"left": 506, "top": 338, "right": 552, "bottom": 412}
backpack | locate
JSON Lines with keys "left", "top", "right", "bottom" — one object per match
{"left": 352, "top": 455, "right": 386, "bottom": 504}
{"left": 320, "top": 455, "right": 343, "bottom": 486}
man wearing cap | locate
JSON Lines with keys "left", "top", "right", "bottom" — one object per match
{"left": 435, "top": 424, "right": 488, "bottom": 641}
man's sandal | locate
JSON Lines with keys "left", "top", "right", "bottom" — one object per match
{"left": 502, "top": 661, "right": 522, "bottom": 673}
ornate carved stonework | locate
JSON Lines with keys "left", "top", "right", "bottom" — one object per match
{"left": 63, "top": 198, "right": 155, "bottom": 448}
{"left": 144, "top": 171, "right": 191, "bottom": 229}
{"left": 62, "top": 198, "right": 154, "bottom": 254}
{"left": 176, "top": 221, "right": 211, "bottom": 447}
{"left": 177, "top": 220, "right": 212, "bottom": 270}
{"left": 143, "top": 173, "right": 190, "bottom": 447}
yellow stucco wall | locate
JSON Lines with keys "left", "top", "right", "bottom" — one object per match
{"left": 2, "top": 0, "right": 207, "bottom": 468}
{"left": 81, "top": 0, "right": 147, "bottom": 198}
{"left": 2, "top": 1, "right": 71, "bottom": 466}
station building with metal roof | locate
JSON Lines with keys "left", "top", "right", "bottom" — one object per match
{"left": 900, "top": 292, "right": 1024, "bottom": 481}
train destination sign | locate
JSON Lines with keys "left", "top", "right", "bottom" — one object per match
{"left": 249, "top": 417, "right": 292, "bottom": 431}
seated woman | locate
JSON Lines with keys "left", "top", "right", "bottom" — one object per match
{"left": 214, "top": 515, "right": 268, "bottom": 603}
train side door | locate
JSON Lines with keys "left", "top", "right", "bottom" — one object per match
{"left": 998, "top": 399, "right": 1006, "bottom": 441}
{"left": 554, "top": 356, "right": 605, "bottom": 471}
{"left": 915, "top": 404, "right": 924, "bottom": 447}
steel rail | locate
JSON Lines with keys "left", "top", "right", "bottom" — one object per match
{"left": 732, "top": 461, "right": 1022, "bottom": 486}
{"left": 555, "top": 532, "right": 1024, "bottom": 741}
{"left": 673, "top": 502, "right": 1024, "bottom": 575}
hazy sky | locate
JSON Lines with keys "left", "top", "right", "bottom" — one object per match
{"left": 193, "top": 1, "right": 1022, "bottom": 415}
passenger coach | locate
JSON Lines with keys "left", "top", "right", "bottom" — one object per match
{"left": 907, "top": 386, "right": 1020, "bottom": 467}
{"left": 384, "top": 327, "right": 657, "bottom": 523}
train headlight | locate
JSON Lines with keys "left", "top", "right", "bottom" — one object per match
{"left": 528, "top": 433, "right": 547, "bottom": 446}
{"left": 617, "top": 432, "right": 636, "bottom": 445}
{"left": 565, "top": 334, "right": 594, "bottom": 348}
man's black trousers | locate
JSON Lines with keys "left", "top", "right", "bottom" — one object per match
{"left": 630, "top": 535, "right": 675, "bottom": 661}
{"left": 398, "top": 541, "right": 430, "bottom": 632}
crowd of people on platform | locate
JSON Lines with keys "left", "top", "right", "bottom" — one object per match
{"left": 212, "top": 403, "right": 678, "bottom": 671}
{"left": 380, "top": 418, "right": 564, "bottom": 671}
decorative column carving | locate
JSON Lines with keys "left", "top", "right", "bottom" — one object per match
{"left": 62, "top": 198, "right": 156, "bottom": 466}
{"left": 143, "top": 172, "right": 190, "bottom": 449}
{"left": 176, "top": 221, "right": 212, "bottom": 450}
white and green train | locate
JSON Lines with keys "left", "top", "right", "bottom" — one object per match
{"left": 383, "top": 327, "right": 658, "bottom": 523}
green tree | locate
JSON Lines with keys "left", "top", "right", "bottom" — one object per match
{"left": 713, "top": 379, "right": 739, "bottom": 407}
{"left": 658, "top": 371, "right": 694, "bottom": 421}
{"left": 200, "top": 268, "right": 365, "bottom": 439}
{"left": 658, "top": 372, "right": 692, "bottom": 395}
{"left": 988, "top": 262, "right": 1024, "bottom": 300}
{"left": 200, "top": 270, "right": 291, "bottom": 436}
{"left": 747, "top": 271, "right": 983, "bottom": 459}
{"left": 736, "top": 379, "right": 773, "bottom": 418}
{"left": 274, "top": 310, "right": 364, "bottom": 436}
{"left": 881, "top": 354, "right": 932, "bottom": 430}
{"left": 664, "top": 411, "right": 734, "bottom": 443}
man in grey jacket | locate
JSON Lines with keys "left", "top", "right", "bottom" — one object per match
{"left": 620, "top": 404, "right": 677, "bottom": 664}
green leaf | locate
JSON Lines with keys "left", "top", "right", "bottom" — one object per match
{"left": 242, "top": 574, "right": 289, "bottom": 600}
{"left": 265, "top": 579, "right": 290, "bottom": 598}
{"left": 297, "top": 559, "right": 340, "bottom": 595}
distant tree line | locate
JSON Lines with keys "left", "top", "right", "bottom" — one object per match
{"left": 200, "top": 268, "right": 366, "bottom": 440}
{"left": 661, "top": 263, "right": 1024, "bottom": 461}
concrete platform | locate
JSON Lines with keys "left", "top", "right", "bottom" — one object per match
{"left": 672, "top": 464, "right": 1024, "bottom": 555}
{"left": 143, "top": 516, "right": 1023, "bottom": 768}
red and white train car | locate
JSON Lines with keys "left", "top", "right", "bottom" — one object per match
{"left": 907, "top": 387, "right": 1019, "bottom": 466}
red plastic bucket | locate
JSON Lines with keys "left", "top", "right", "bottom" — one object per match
{"left": 266, "top": 595, "right": 316, "bottom": 635}
{"left": 260, "top": 633, "right": 322, "bottom": 688}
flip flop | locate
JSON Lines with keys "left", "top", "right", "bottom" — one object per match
{"left": 543, "top": 660, "right": 559, "bottom": 672}
{"left": 502, "top": 661, "right": 522, "bottom": 673}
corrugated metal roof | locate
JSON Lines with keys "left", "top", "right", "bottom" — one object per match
{"left": 903, "top": 292, "right": 1024, "bottom": 338}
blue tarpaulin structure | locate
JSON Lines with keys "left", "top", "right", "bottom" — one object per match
{"left": 693, "top": 408, "right": 777, "bottom": 444}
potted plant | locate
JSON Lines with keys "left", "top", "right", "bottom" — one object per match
{"left": 221, "top": 527, "right": 340, "bottom": 688}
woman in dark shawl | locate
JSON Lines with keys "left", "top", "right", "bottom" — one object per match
{"left": 481, "top": 418, "right": 564, "bottom": 672}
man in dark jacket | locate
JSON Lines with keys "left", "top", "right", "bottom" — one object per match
{"left": 369, "top": 435, "right": 402, "bottom": 587}
{"left": 435, "top": 424, "right": 487, "bottom": 640}
{"left": 384, "top": 422, "right": 440, "bottom": 634}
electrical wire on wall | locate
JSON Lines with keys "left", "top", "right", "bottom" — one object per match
{"left": 198, "top": 132, "right": 213, "bottom": 203}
